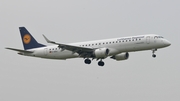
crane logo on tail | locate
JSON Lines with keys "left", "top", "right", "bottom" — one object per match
{"left": 23, "top": 34, "right": 31, "bottom": 44}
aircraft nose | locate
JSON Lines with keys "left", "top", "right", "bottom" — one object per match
{"left": 163, "top": 39, "right": 171, "bottom": 47}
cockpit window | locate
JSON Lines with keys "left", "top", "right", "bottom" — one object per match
{"left": 154, "top": 36, "right": 164, "bottom": 39}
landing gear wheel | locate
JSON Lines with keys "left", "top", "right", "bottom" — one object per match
{"left": 84, "top": 59, "right": 91, "bottom": 64}
{"left": 152, "top": 54, "right": 156, "bottom": 58}
{"left": 98, "top": 61, "right": 104, "bottom": 66}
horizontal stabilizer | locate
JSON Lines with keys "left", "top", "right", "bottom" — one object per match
{"left": 5, "top": 47, "right": 33, "bottom": 53}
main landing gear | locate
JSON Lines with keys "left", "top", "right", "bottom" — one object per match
{"left": 84, "top": 58, "right": 105, "bottom": 66}
{"left": 152, "top": 49, "right": 157, "bottom": 58}
{"left": 98, "top": 60, "right": 104, "bottom": 66}
{"left": 84, "top": 58, "right": 91, "bottom": 64}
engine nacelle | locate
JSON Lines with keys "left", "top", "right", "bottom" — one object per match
{"left": 111, "top": 52, "right": 129, "bottom": 61}
{"left": 94, "top": 48, "right": 109, "bottom": 58}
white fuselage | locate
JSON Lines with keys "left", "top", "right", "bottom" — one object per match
{"left": 22, "top": 34, "right": 170, "bottom": 60}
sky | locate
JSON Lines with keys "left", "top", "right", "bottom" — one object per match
{"left": 0, "top": 0, "right": 180, "bottom": 101}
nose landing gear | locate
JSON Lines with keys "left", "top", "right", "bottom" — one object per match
{"left": 152, "top": 54, "right": 156, "bottom": 58}
{"left": 152, "top": 49, "right": 157, "bottom": 58}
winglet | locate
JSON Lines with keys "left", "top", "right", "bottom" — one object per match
{"left": 42, "top": 34, "right": 56, "bottom": 44}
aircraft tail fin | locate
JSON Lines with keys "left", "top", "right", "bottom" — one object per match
{"left": 19, "top": 27, "right": 45, "bottom": 50}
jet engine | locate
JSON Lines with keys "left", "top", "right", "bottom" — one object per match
{"left": 111, "top": 52, "right": 129, "bottom": 61}
{"left": 94, "top": 48, "right": 109, "bottom": 58}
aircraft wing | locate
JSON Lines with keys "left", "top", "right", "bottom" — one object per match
{"left": 5, "top": 47, "right": 33, "bottom": 53}
{"left": 43, "top": 35, "right": 94, "bottom": 57}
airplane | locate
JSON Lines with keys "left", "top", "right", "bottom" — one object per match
{"left": 6, "top": 27, "right": 171, "bottom": 66}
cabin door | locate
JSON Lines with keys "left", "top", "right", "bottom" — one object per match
{"left": 44, "top": 48, "right": 48, "bottom": 56}
{"left": 146, "top": 36, "right": 150, "bottom": 44}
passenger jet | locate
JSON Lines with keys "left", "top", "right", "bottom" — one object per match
{"left": 6, "top": 27, "right": 171, "bottom": 66}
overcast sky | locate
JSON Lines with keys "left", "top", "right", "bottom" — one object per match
{"left": 0, "top": 0, "right": 180, "bottom": 101}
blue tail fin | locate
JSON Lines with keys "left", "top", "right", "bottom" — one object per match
{"left": 19, "top": 27, "right": 46, "bottom": 50}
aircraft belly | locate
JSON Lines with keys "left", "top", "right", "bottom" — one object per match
{"left": 108, "top": 48, "right": 121, "bottom": 56}
{"left": 46, "top": 50, "right": 79, "bottom": 59}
